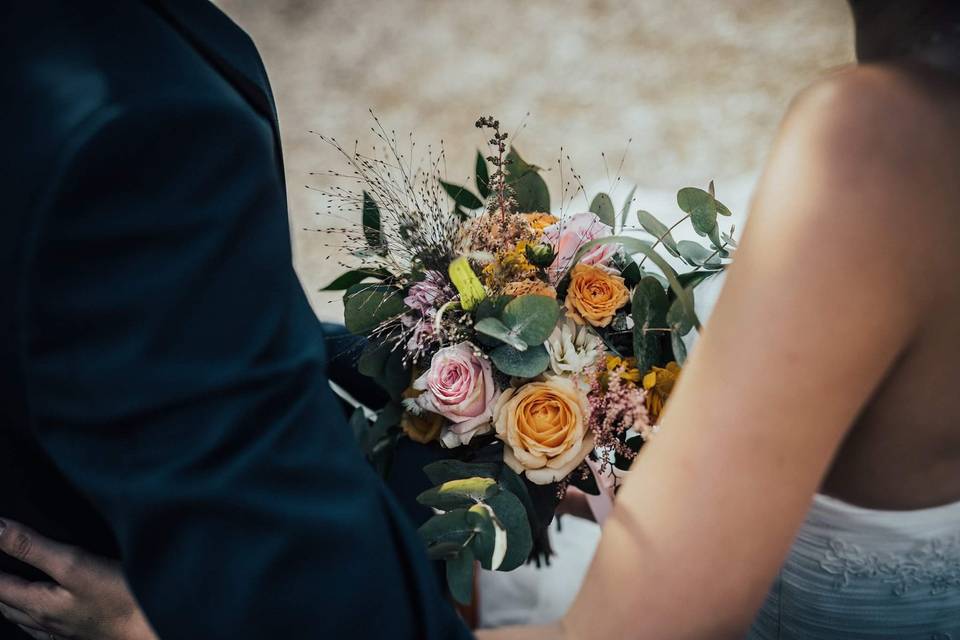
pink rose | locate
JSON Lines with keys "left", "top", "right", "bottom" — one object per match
{"left": 413, "top": 342, "right": 498, "bottom": 447}
{"left": 541, "top": 212, "right": 618, "bottom": 282}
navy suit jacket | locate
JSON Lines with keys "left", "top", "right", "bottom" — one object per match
{"left": 0, "top": 2, "right": 470, "bottom": 638}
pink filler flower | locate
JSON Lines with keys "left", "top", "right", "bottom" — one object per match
{"left": 541, "top": 212, "right": 618, "bottom": 282}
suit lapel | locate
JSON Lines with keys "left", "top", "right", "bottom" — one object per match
{"left": 143, "top": 0, "right": 279, "bottom": 129}
{"left": 142, "top": 0, "right": 286, "bottom": 188}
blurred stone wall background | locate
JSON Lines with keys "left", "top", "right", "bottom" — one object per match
{"left": 214, "top": 0, "right": 854, "bottom": 321}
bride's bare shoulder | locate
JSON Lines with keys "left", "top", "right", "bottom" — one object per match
{"left": 759, "top": 64, "right": 958, "bottom": 236}
{"left": 781, "top": 65, "right": 957, "bottom": 173}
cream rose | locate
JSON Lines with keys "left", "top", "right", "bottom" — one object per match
{"left": 493, "top": 376, "right": 594, "bottom": 485}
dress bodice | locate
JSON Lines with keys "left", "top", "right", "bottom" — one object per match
{"left": 748, "top": 493, "right": 960, "bottom": 639}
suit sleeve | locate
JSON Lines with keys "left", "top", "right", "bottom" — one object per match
{"left": 20, "top": 96, "right": 470, "bottom": 640}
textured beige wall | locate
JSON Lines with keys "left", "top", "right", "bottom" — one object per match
{"left": 214, "top": 0, "right": 854, "bottom": 320}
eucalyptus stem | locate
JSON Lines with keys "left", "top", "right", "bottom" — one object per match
{"left": 691, "top": 239, "right": 730, "bottom": 273}
{"left": 638, "top": 214, "right": 688, "bottom": 268}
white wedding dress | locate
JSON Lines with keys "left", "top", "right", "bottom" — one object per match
{"left": 749, "top": 493, "right": 960, "bottom": 639}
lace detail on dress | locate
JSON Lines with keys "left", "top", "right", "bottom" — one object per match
{"left": 820, "top": 536, "right": 960, "bottom": 597}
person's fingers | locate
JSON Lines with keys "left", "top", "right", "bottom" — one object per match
{"left": 0, "top": 520, "right": 80, "bottom": 586}
{"left": 17, "top": 624, "right": 61, "bottom": 640}
{"left": 0, "top": 601, "right": 40, "bottom": 628}
{"left": 0, "top": 573, "right": 67, "bottom": 622}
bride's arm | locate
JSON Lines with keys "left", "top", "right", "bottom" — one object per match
{"left": 481, "top": 69, "right": 944, "bottom": 640}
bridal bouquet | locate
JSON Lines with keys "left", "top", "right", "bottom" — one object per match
{"left": 319, "top": 116, "right": 735, "bottom": 604}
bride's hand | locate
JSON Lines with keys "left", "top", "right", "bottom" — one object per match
{"left": 0, "top": 519, "right": 157, "bottom": 640}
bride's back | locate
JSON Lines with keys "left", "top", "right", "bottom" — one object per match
{"left": 812, "top": 64, "right": 960, "bottom": 511}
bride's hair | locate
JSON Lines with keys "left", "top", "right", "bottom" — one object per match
{"left": 849, "top": 0, "right": 960, "bottom": 61}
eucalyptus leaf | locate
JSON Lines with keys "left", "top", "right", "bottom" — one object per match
{"left": 474, "top": 317, "right": 528, "bottom": 351}
{"left": 321, "top": 268, "right": 390, "bottom": 291}
{"left": 636, "top": 210, "right": 680, "bottom": 257}
{"left": 467, "top": 504, "right": 507, "bottom": 571}
{"left": 343, "top": 284, "right": 407, "bottom": 334}
{"left": 417, "top": 477, "right": 500, "bottom": 511}
{"left": 441, "top": 180, "right": 484, "bottom": 211}
{"left": 490, "top": 343, "right": 551, "bottom": 378}
{"left": 671, "top": 329, "right": 688, "bottom": 365}
{"left": 423, "top": 460, "right": 501, "bottom": 485}
{"left": 677, "top": 240, "right": 721, "bottom": 269}
{"left": 667, "top": 293, "right": 695, "bottom": 337}
{"left": 475, "top": 295, "right": 514, "bottom": 321}
{"left": 475, "top": 150, "right": 491, "bottom": 200}
{"left": 357, "top": 340, "right": 392, "bottom": 378}
{"left": 589, "top": 192, "right": 616, "bottom": 229}
{"left": 485, "top": 491, "right": 532, "bottom": 571}
{"left": 500, "top": 295, "right": 561, "bottom": 345}
{"left": 632, "top": 277, "right": 669, "bottom": 372}
{"left": 506, "top": 147, "right": 550, "bottom": 213}
{"left": 446, "top": 547, "right": 476, "bottom": 605}
{"left": 419, "top": 509, "right": 475, "bottom": 549}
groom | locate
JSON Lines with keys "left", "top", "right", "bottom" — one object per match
{"left": 0, "top": 1, "right": 470, "bottom": 638}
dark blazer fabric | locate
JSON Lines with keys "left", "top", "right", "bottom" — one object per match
{"left": 0, "top": 2, "right": 470, "bottom": 638}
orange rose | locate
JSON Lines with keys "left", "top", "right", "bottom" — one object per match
{"left": 564, "top": 264, "right": 630, "bottom": 327}
{"left": 502, "top": 279, "right": 557, "bottom": 299}
{"left": 493, "top": 377, "right": 594, "bottom": 485}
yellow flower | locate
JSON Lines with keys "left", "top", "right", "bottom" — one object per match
{"left": 502, "top": 279, "right": 557, "bottom": 299}
{"left": 401, "top": 386, "right": 444, "bottom": 444}
{"left": 449, "top": 257, "right": 487, "bottom": 310}
{"left": 564, "top": 264, "right": 630, "bottom": 327}
{"left": 481, "top": 241, "right": 538, "bottom": 289}
{"left": 642, "top": 362, "right": 681, "bottom": 423}
{"left": 523, "top": 212, "right": 558, "bottom": 235}
{"left": 493, "top": 376, "right": 594, "bottom": 485}
{"left": 605, "top": 355, "right": 642, "bottom": 384}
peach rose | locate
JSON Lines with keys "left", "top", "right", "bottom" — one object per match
{"left": 523, "top": 212, "right": 559, "bottom": 235}
{"left": 564, "top": 264, "right": 630, "bottom": 327}
{"left": 493, "top": 376, "right": 594, "bottom": 485}
{"left": 400, "top": 387, "right": 444, "bottom": 444}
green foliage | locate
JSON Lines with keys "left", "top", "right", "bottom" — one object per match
{"left": 446, "top": 547, "right": 475, "bottom": 605}
{"left": 343, "top": 284, "right": 406, "bottom": 334}
{"left": 423, "top": 460, "right": 500, "bottom": 484}
{"left": 505, "top": 147, "right": 550, "bottom": 213}
{"left": 485, "top": 491, "right": 532, "bottom": 571}
{"left": 417, "top": 477, "right": 500, "bottom": 511}
{"left": 441, "top": 180, "right": 484, "bottom": 211}
{"left": 500, "top": 295, "right": 562, "bottom": 345}
{"left": 475, "top": 150, "right": 491, "bottom": 200}
{"left": 321, "top": 268, "right": 391, "bottom": 291}
{"left": 474, "top": 295, "right": 561, "bottom": 362}
{"left": 589, "top": 192, "right": 616, "bottom": 228}
{"left": 636, "top": 210, "right": 681, "bottom": 257}
{"left": 671, "top": 330, "right": 688, "bottom": 365}
{"left": 667, "top": 292, "right": 696, "bottom": 337}
{"left": 490, "top": 343, "right": 551, "bottom": 378}
{"left": 677, "top": 240, "right": 722, "bottom": 270}
{"left": 475, "top": 317, "right": 528, "bottom": 351}
{"left": 632, "top": 276, "right": 669, "bottom": 373}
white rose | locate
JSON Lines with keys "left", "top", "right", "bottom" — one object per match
{"left": 544, "top": 318, "right": 604, "bottom": 376}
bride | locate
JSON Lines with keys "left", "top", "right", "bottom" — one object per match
{"left": 2, "top": 1, "right": 959, "bottom": 638}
